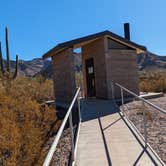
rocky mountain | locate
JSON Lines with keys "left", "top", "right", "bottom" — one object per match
{"left": 137, "top": 52, "right": 166, "bottom": 71}
{"left": 5, "top": 51, "right": 166, "bottom": 78}
{"left": 8, "top": 58, "right": 51, "bottom": 77}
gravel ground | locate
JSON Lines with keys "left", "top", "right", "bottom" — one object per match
{"left": 43, "top": 128, "right": 71, "bottom": 166}
{"left": 41, "top": 107, "right": 79, "bottom": 166}
{"left": 121, "top": 95, "right": 166, "bottom": 163}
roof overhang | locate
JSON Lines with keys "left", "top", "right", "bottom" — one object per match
{"left": 43, "top": 30, "right": 146, "bottom": 59}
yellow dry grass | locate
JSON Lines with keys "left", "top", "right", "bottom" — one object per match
{"left": 139, "top": 71, "right": 166, "bottom": 93}
{"left": 0, "top": 77, "right": 60, "bottom": 166}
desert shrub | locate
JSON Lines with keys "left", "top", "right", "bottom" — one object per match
{"left": 75, "top": 72, "right": 83, "bottom": 88}
{"left": 139, "top": 71, "right": 166, "bottom": 93}
{"left": 10, "top": 77, "right": 54, "bottom": 102}
{"left": 0, "top": 77, "right": 60, "bottom": 165}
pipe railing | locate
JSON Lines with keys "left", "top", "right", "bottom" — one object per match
{"left": 112, "top": 82, "right": 166, "bottom": 144}
{"left": 115, "top": 83, "right": 166, "bottom": 114}
{"left": 111, "top": 82, "right": 166, "bottom": 165}
{"left": 43, "top": 87, "right": 81, "bottom": 166}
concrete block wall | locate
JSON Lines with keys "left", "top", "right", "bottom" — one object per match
{"left": 52, "top": 48, "right": 76, "bottom": 103}
{"left": 105, "top": 49, "right": 139, "bottom": 99}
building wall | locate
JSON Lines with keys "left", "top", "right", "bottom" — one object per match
{"left": 51, "top": 36, "right": 139, "bottom": 102}
{"left": 51, "top": 48, "right": 76, "bottom": 103}
{"left": 105, "top": 49, "right": 139, "bottom": 99}
{"left": 108, "top": 38, "right": 132, "bottom": 49}
{"left": 82, "top": 37, "right": 108, "bottom": 98}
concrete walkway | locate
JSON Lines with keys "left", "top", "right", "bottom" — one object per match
{"left": 76, "top": 99, "right": 163, "bottom": 166}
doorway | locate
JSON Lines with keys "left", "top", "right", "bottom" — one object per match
{"left": 85, "top": 58, "right": 96, "bottom": 97}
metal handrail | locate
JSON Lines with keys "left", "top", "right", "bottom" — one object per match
{"left": 115, "top": 83, "right": 166, "bottom": 114}
{"left": 43, "top": 87, "right": 81, "bottom": 166}
{"left": 112, "top": 82, "right": 166, "bottom": 165}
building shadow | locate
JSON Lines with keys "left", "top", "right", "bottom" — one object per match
{"left": 98, "top": 117, "right": 112, "bottom": 166}
{"left": 81, "top": 99, "right": 120, "bottom": 122}
{"left": 119, "top": 113, "right": 159, "bottom": 166}
{"left": 80, "top": 99, "right": 160, "bottom": 166}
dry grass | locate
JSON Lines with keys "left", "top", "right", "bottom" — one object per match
{"left": 0, "top": 77, "right": 60, "bottom": 166}
{"left": 139, "top": 71, "right": 166, "bottom": 93}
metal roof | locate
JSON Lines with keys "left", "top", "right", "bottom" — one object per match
{"left": 43, "top": 30, "right": 146, "bottom": 59}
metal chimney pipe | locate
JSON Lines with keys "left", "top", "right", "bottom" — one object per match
{"left": 124, "top": 23, "right": 130, "bottom": 40}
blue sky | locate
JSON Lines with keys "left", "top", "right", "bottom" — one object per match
{"left": 0, "top": 0, "right": 166, "bottom": 60}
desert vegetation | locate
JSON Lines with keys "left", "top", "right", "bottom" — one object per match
{"left": 0, "top": 77, "right": 61, "bottom": 166}
{"left": 139, "top": 71, "right": 166, "bottom": 93}
{"left": 0, "top": 27, "right": 61, "bottom": 165}
{"left": 75, "top": 71, "right": 83, "bottom": 88}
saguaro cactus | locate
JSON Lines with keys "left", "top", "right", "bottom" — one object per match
{"left": 0, "top": 27, "right": 19, "bottom": 80}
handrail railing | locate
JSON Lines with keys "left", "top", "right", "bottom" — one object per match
{"left": 111, "top": 82, "right": 166, "bottom": 165}
{"left": 115, "top": 83, "right": 166, "bottom": 114}
{"left": 43, "top": 87, "right": 81, "bottom": 166}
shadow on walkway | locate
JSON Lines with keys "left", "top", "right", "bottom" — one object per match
{"left": 79, "top": 99, "right": 161, "bottom": 166}
{"left": 81, "top": 99, "right": 120, "bottom": 122}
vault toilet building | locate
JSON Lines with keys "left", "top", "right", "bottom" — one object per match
{"left": 43, "top": 23, "right": 146, "bottom": 104}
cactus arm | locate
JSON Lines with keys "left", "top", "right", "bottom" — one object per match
{"left": 5, "top": 27, "right": 10, "bottom": 73}
{"left": 13, "top": 54, "right": 18, "bottom": 79}
{"left": 0, "top": 42, "right": 4, "bottom": 74}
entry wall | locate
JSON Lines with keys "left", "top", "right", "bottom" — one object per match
{"left": 52, "top": 48, "right": 76, "bottom": 103}
{"left": 82, "top": 37, "right": 108, "bottom": 98}
{"left": 105, "top": 49, "right": 139, "bottom": 99}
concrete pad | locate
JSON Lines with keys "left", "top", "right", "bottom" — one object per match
{"left": 140, "top": 92, "right": 164, "bottom": 99}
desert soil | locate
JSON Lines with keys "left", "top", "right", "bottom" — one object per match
{"left": 121, "top": 95, "right": 166, "bottom": 163}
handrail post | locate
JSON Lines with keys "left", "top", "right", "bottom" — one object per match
{"left": 142, "top": 101, "right": 147, "bottom": 146}
{"left": 111, "top": 82, "right": 115, "bottom": 100}
{"left": 77, "top": 97, "right": 81, "bottom": 122}
{"left": 69, "top": 111, "right": 75, "bottom": 162}
{"left": 121, "top": 87, "right": 124, "bottom": 110}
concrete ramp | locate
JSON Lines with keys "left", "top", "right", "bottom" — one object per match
{"left": 76, "top": 99, "right": 163, "bottom": 166}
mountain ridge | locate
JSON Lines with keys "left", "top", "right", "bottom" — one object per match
{"left": 138, "top": 52, "right": 166, "bottom": 71}
{"left": 3, "top": 51, "right": 166, "bottom": 77}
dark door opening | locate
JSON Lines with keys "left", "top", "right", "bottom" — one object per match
{"left": 85, "top": 58, "right": 96, "bottom": 97}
